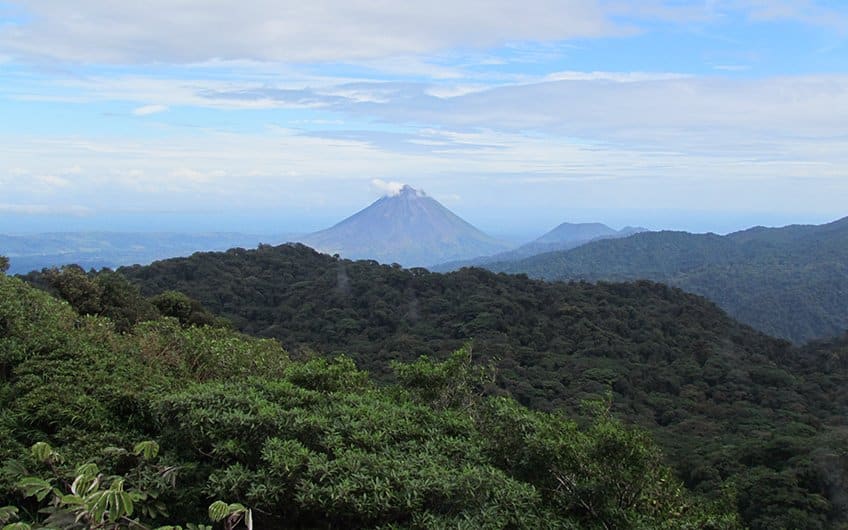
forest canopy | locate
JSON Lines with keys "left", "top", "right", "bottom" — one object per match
{"left": 15, "top": 246, "right": 848, "bottom": 528}
{"left": 0, "top": 271, "right": 737, "bottom": 529}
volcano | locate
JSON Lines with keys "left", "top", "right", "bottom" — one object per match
{"left": 300, "top": 185, "right": 508, "bottom": 266}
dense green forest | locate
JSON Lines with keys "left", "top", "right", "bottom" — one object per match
{"left": 16, "top": 245, "right": 848, "bottom": 528}
{"left": 0, "top": 268, "right": 741, "bottom": 528}
{"left": 485, "top": 217, "right": 848, "bottom": 344}
{"left": 31, "top": 242, "right": 841, "bottom": 528}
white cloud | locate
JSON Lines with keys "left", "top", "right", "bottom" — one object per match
{"left": 0, "top": 0, "right": 617, "bottom": 64}
{"left": 425, "top": 84, "right": 490, "bottom": 98}
{"left": 132, "top": 104, "right": 168, "bottom": 116}
{"left": 35, "top": 174, "right": 71, "bottom": 189}
{"left": 55, "top": 70, "right": 848, "bottom": 151}
{"left": 371, "top": 179, "right": 407, "bottom": 196}
{"left": 541, "top": 70, "right": 691, "bottom": 82}
{"left": 2, "top": 114, "right": 846, "bottom": 222}
{"left": 735, "top": 0, "right": 848, "bottom": 31}
{"left": 347, "top": 74, "right": 848, "bottom": 145}
{"left": 712, "top": 65, "right": 750, "bottom": 71}
{"left": 0, "top": 203, "right": 92, "bottom": 216}
{"left": 614, "top": 0, "right": 848, "bottom": 31}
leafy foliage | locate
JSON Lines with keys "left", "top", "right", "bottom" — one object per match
{"left": 1, "top": 441, "right": 235, "bottom": 530}
{"left": 0, "top": 273, "right": 735, "bottom": 528}
{"left": 110, "top": 243, "right": 848, "bottom": 528}
{"left": 20, "top": 265, "right": 222, "bottom": 333}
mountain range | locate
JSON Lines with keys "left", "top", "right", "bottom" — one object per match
{"left": 300, "top": 185, "right": 509, "bottom": 266}
{"left": 5, "top": 188, "right": 847, "bottom": 346}
{"left": 484, "top": 217, "right": 848, "bottom": 343}
{"left": 432, "top": 222, "right": 644, "bottom": 271}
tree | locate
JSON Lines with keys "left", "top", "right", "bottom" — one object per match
{"left": 0, "top": 256, "right": 8, "bottom": 274}
{"left": 149, "top": 291, "right": 223, "bottom": 328}
{"left": 43, "top": 265, "right": 103, "bottom": 316}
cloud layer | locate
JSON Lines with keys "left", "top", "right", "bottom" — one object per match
{"left": 0, "top": 0, "right": 616, "bottom": 63}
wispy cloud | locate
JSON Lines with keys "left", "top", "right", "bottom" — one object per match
{"left": 0, "top": 203, "right": 92, "bottom": 216}
{"left": 712, "top": 64, "right": 750, "bottom": 71}
{"left": 132, "top": 104, "right": 168, "bottom": 116}
{"left": 736, "top": 0, "right": 848, "bottom": 31}
{"left": 0, "top": 0, "right": 619, "bottom": 64}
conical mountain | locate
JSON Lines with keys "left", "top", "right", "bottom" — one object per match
{"left": 300, "top": 185, "right": 508, "bottom": 266}
{"left": 534, "top": 222, "right": 642, "bottom": 245}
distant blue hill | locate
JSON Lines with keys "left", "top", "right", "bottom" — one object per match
{"left": 486, "top": 216, "right": 848, "bottom": 344}
{"left": 1, "top": 232, "right": 297, "bottom": 275}
{"left": 431, "top": 222, "right": 645, "bottom": 272}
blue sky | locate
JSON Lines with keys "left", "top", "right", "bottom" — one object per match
{"left": 1, "top": 0, "right": 847, "bottom": 237}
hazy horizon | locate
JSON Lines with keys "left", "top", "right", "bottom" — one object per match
{"left": 1, "top": 185, "right": 842, "bottom": 241}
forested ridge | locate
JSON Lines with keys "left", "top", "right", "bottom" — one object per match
{"left": 485, "top": 216, "right": 848, "bottom": 344}
{"left": 55, "top": 242, "right": 848, "bottom": 529}
{"left": 0, "top": 267, "right": 737, "bottom": 529}
{"left": 13, "top": 244, "right": 848, "bottom": 528}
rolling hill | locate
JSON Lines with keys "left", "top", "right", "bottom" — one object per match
{"left": 486, "top": 217, "right": 848, "bottom": 343}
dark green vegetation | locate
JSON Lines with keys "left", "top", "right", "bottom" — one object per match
{"left": 485, "top": 216, "right": 848, "bottom": 344}
{"left": 0, "top": 271, "right": 734, "bottom": 528}
{"left": 20, "top": 264, "right": 227, "bottom": 333}
{"left": 89, "top": 242, "right": 848, "bottom": 529}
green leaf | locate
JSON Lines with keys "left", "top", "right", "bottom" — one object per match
{"left": 59, "top": 494, "right": 85, "bottom": 506}
{"left": 109, "top": 478, "right": 127, "bottom": 492}
{"left": 88, "top": 490, "right": 110, "bottom": 523}
{"left": 133, "top": 440, "right": 160, "bottom": 460}
{"left": 30, "top": 442, "right": 54, "bottom": 464}
{"left": 75, "top": 462, "right": 99, "bottom": 477}
{"left": 208, "top": 501, "right": 229, "bottom": 522}
{"left": 71, "top": 473, "right": 99, "bottom": 496}
{"left": 3, "top": 523, "right": 31, "bottom": 530}
{"left": 0, "top": 507, "right": 18, "bottom": 525}
{"left": 17, "top": 477, "right": 53, "bottom": 502}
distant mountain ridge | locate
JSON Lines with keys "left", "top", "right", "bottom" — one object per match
{"left": 487, "top": 216, "right": 848, "bottom": 343}
{"left": 433, "top": 222, "right": 645, "bottom": 272}
{"left": 300, "top": 185, "right": 509, "bottom": 266}
{"left": 0, "top": 232, "right": 295, "bottom": 275}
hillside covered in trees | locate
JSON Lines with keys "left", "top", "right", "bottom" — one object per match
{"left": 484, "top": 216, "right": 848, "bottom": 344}
{"left": 0, "top": 268, "right": 739, "bottom": 529}
{"left": 52, "top": 242, "right": 848, "bottom": 529}
{"left": 432, "top": 223, "right": 644, "bottom": 272}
